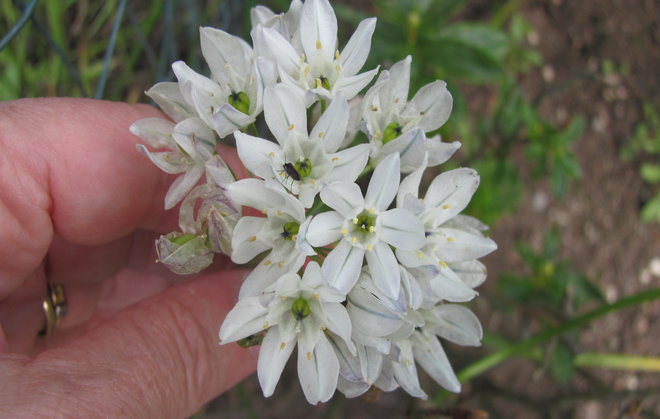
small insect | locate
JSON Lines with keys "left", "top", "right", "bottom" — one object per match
{"left": 282, "top": 162, "right": 302, "bottom": 181}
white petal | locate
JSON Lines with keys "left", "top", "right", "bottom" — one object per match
{"left": 381, "top": 128, "right": 426, "bottom": 173}
{"left": 320, "top": 182, "right": 363, "bottom": 218}
{"left": 231, "top": 216, "right": 270, "bottom": 264}
{"left": 325, "top": 144, "right": 370, "bottom": 184}
{"left": 298, "top": 332, "right": 339, "bottom": 404}
{"left": 200, "top": 27, "right": 250, "bottom": 85}
{"left": 411, "top": 331, "right": 460, "bottom": 393}
{"left": 329, "top": 335, "right": 363, "bottom": 382}
{"left": 219, "top": 297, "right": 269, "bottom": 343}
{"left": 425, "top": 136, "right": 461, "bottom": 167}
{"left": 130, "top": 117, "right": 176, "bottom": 148}
{"left": 258, "top": 327, "right": 296, "bottom": 397}
{"left": 337, "top": 376, "right": 370, "bottom": 398}
{"left": 235, "top": 131, "right": 281, "bottom": 178}
{"left": 407, "top": 80, "right": 452, "bottom": 132}
{"left": 430, "top": 228, "right": 497, "bottom": 262}
{"left": 365, "top": 242, "right": 401, "bottom": 299}
{"left": 392, "top": 341, "right": 427, "bottom": 399}
{"left": 348, "top": 281, "right": 405, "bottom": 336}
{"left": 228, "top": 178, "right": 305, "bottom": 221}
{"left": 164, "top": 166, "right": 204, "bottom": 210}
{"left": 396, "top": 153, "right": 427, "bottom": 208}
{"left": 251, "top": 5, "right": 275, "bottom": 27}
{"left": 333, "top": 67, "right": 379, "bottom": 100}
{"left": 264, "top": 84, "right": 308, "bottom": 145}
{"left": 254, "top": 26, "right": 300, "bottom": 76}
{"left": 424, "top": 168, "right": 479, "bottom": 225}
{"left": 306, "top": 211, "right": 343, "bottom": 247}
{"left": 358, "top": 344, "right": 384, "bottom": 385}
{"left": 239, "top": 250, "right": 306, "bottom": 299}
{"left": 310, "top": 95, "right": 349, "bottom": 153}
{"left": 379, "top": 208, "right": 425, "bottom": 250}
{"left": 340, "top": 17, "right": 377, "bottom": 76}
{"left": 429, "top": 304, "right": 483, "bottom": 347}
{"left": 365, "top": 153, "right": 400, "bottom": 211}
{"left": 172, "top": 61, "right": 221, "bottom": 105}
{"left": 300, "top": 0, "right": 337, "bottom": 60}
{"left": 322, "top": 240, "right": 365, "bottom": 294}
{"left": 146, "top": 82, "right": 194, "bottom": 122}
{"left": 450, "top": 260, "right": 487, "bottom": 288}
{"left": 136, "top": 146, "right": 186, "bottom": 174}
{"left": 322, "top": 303, "right": 354, "bottom": 353}
{"left": 379, "top": 56, "right": 411, "bottom": 112}
{"left": 211, "top": 103, "right": 255, "bottom": 138}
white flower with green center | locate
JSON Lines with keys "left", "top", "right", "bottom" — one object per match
{"left": 226, "top": 178, "right": 310, "bottom": 298}
{"left": 253, "top": 0, "right": 378, "bottom": 105}
{"left": 362, "top": 56, "right": 460, "bottom": 172}
{"left": 395, "top": 156, "right": 497, "bottom": 303}
{"left": 235, "top": 84, "right": 369, "bottom": 207}
{"left": 171, "top": 26, "right": 277, "bottom": 138}
{"left": 306, "top": 153, "right": 425, "bottom": 299}
{"left": 132, "top": 117, "right": 216, "bottom": 209}
{"left": 219, "top": 261, "right": 354, "bottom": 405}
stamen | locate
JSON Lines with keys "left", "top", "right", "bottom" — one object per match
{"left": 280, "top": 342, "right": 286, "bottom": 350}
{"left": 263, "top": 260, "right": 272, "bottom": 266}
{"left": 247, "top": 236, "right": 257, "bottom": 242}
{"left": 288, "top": 124, "right": 295, "bottom": 131}
{"left": 316, "top": 39, "right": 322, "bottom": 49}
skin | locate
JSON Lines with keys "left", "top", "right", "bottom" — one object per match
{"left": 0, "top": 98, "right": 257, "bottom": 417}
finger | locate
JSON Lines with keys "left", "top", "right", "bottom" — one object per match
{"left": 0, "top": 269, "right": 257, "bottom": 418}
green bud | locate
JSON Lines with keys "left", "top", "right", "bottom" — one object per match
{"left": 228, "top": 91, "right": 251, "bottom": 115}
{"left": 294, "top": 157, "right": 313, "bottom": 178}
{"left": 291, "top": 297, "right": 311, "bottom": 321}
{"left": 237, "top": 332, "right": 265, "bottom": 348}
{"left": 281, "top": 221, "right": 300, "bottom": 241}
{"left": 169, "top": 233, "right": 198, "bottom": 246}
{"left": 382, "top": 122, "right": 403, "bottom": 144}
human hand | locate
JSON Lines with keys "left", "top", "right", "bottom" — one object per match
{"left": 0, "top": 98, "right": 256, "bottom": 417}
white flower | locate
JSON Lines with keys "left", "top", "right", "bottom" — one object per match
{"left": 253, "top": 0, "right": 378, "bottom": 105}
{"left": 155, "top": 232, "right": 213, "bottom": 275}
{"left": 235, "top": 84, "right": 369, "bottom": 207}
{"left": 251, "top": 0, "right": 303, "bottom": 48}
{"left": 306, "top": 153, "right": 425, "bottom": 298}
{"left": 395, "top": 156, "right": 497, "bottom": 303}
{"left": 362, "top": 56, "right": 460, "bottom": 172}
{"left": 171, "top": 27, "right": 277, "bottom": 138}
{"left": 132, "top": 117, "right": 216, "bottom": 209}
{"left": 226, "top": 178, "right": 310, "bottom": 298}
{"left": 219, "top": 262, "right": 354, "bottom": 405}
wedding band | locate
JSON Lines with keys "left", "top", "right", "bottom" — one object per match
{"left": 39, "top": 283, "right": 67, "bottom": 336}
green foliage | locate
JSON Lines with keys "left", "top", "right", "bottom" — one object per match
{"left": 621, "top": 104, "right": 660, "bottom": 223}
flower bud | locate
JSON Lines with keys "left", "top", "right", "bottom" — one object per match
{"left": 156, "top": 232, "right": 213, "bottom": 274}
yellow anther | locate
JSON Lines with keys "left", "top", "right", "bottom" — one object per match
{"left": 335, "top": 64, "right": 341, "bottom": 72}
{"left": 304, "top": 66, "right": 311, "bottom": 76}
{"left": 155, "top": 258, "right": 160, "bottom": 263}
{"left": 318, "top": 132, "right": 325, "bottom": 138}
{"left": 366, "top": 244, "right": 373, "bottom": 251}
{"left": 280, "top": 342, "right": 286, "bottom": 350}
{"left": 371, "top": 106, "right": 378, "bottom": 111}
{"left": 263, "top": 322, "right": 269, "bottom": 329}
{"left": 278, "top": 261, "right": 284, "bottom": 268}
{"left": 300, "top": 53, "right": 306, "bottom": 63}
{"left": 263, "top": 260, "right": 272, "bottom": 266}
{"left": 368, "top": 208, "right": 375, "bottom": 214}
{"left": 261, "top": 209, "right": 268, "bottom": 215}
{"left": 315, "top": 78, "right": 322, "bottom": 88}
{"left": 352, "top": 217, "right": 358, "bottom": 224}
{"left": 311, "top": 293, "right": 319, "bottom": 300}
{"left": 288, "top": 124, "right": 295, "bottom": 131}
{"left": 341, "top": 228, "right": 348, "bottom": 235}
{"left": 394, "top": 98, "right": 400, "bottom": 103}
{"left": 268, "top": 151, "right": 275, "bottom": 157}
{"left": 316, "top": 39, "right": 322, "bottom": 49}
{"left": 292, "top": 234, "right": 298, "bottom": 241}
{"left": 447, "top": 237, "right": 455, "bottom": 242}
{"left": 351, "top": 237, "right": 357, "bottom": 244}
{"left": 307, "top": 351, "right": 312, "bottom": 360}
{"left": 247, "top": 236, "right": 257, "bottom": 242}
{"left": 439, "top": 261, "right": 448, "bottom": 268}
{"left": 277, "top": 209, "right": 283, "bottom": 216}
{"left": 416, "top": 251, "right": 424, "bottom": 259}
{"left": 442, "top": 204, "right": 450, "bottom": 209}
{"left": 331, "top": 157, "right": 339, "bottom": 162}
{"left": 335, "top": 50, "right": 340, "bottom": 60}
{"left": 368, "top": 226, "right": 375, "bottom": 233}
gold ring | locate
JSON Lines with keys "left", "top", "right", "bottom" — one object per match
{"left": 39, "top": 283, "right": 67, "bottom": 336}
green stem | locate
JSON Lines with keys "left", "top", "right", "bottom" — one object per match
{"left": 320, "top": 99, "right": 327, "bottom": 114}
{"left": 574, "top": 353, "right": 660, "bottom": 372}
{"left": 246, "top": 123, "right": 259, "bottom": 137}
{"left": 456, "top": 287, "right": 660, "bottom": 383}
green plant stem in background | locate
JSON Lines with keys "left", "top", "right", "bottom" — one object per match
{"left": 455, "top": 287, "right": 660, "bottom": 384}
{"left": 95, "top": 0, "right": 127, "bottom": 99}
{"left": 574, "top": 353, "right": 660, "bottom": 372}
{"left": 0, "top": 0, "right": 38, "bottom": 51}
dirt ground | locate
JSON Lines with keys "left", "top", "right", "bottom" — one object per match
{"left": 205, "top": 1, "right": 660, "bottom": 417}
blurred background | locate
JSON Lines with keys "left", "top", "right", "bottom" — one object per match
{"left": 1, "top": 0, "right": 659, "bottom": 417}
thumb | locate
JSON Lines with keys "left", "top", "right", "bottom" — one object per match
{"left": 0, "top": 270, "right": 256, "bottom": 418}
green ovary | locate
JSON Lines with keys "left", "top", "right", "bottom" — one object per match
{"left": 382, "top": 122, "right": 403, "bottom": 144}
{"left": 281, "top": 221, "right": 300, "bottom": 241}
{"left": 291, "top": 297, "right": 311, "bottom": 320}
{"left": 228, "top": 91, "right": 251, "bottom": 115}
{"left": 294, "top": 158, "right": 313, "bottom": 178}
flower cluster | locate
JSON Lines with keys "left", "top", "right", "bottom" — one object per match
{"left": 131, "top": 0, "right": 497, "bottom": 405}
